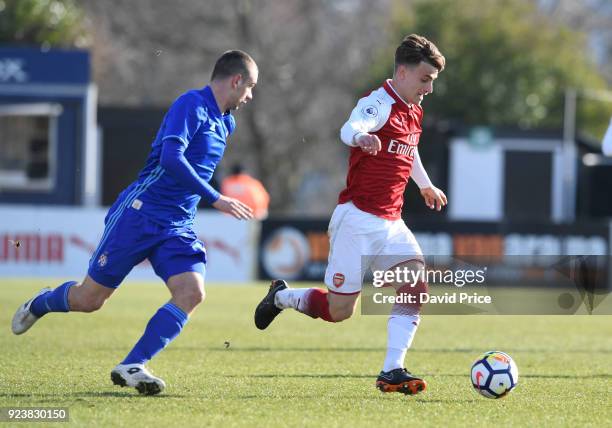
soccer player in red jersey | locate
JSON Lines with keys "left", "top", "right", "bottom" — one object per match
{"left": 255, "top": 34, "right": 447, "bottom": 395}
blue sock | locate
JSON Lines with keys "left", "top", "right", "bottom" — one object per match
{"left": 30, "top": 281, "right": 77, "bottom": 317}
{"left": 121, "top": 302, "right": 188, "bottom": 365}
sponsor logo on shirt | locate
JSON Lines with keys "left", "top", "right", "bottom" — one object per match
{"left": 387, "top": 138, "right": 417, "bottom": 159}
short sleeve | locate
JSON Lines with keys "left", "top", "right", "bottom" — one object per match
{"left": 161, "top": 93, "right": 207, "bottom": 146}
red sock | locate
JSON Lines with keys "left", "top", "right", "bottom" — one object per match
{"left": 302, "top": 288, "right": 335, "bottom": 322}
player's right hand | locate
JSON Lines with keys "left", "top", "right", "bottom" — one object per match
{"left": 212, "top": 195, "right": 254, "bottom": 220}
{"left": 355, "top": 133, "right": 382, "bottom": 156}
{"left": 420, "top": 186, "right": 447, "bottom": 211}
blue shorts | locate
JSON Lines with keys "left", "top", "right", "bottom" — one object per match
{"left": 88, "top": 207, "right": 206, "bottom": 288}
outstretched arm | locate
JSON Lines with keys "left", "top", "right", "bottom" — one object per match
{"left": 160, "top": 140, "right": 253, "bottom": 219}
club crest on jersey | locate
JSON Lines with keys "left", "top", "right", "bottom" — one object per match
{"left": 361, "top": 105, "right": 378, "bottom": 118}
{"left": 97, "top": 252, "right": 108, "bottom": 268}
{"left": 333, "top": 273, "right": 345, "bottom": 287}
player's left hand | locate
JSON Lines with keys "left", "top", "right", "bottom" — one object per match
{"left": 420, "top": 186, "right": 447, "bottom": 211}
{"left": 212, "top": 195, "right": 254, "bottom": 220}
{"left": 355, "top": 133, "right": 382, "bottom": 156}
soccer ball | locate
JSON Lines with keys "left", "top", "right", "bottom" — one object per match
{"left": 470, "top": 351, "right": 518, "bottom": 398}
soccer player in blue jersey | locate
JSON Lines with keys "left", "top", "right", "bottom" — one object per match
{"left": 11, "top": 50, "right": 258, "bottom": 395}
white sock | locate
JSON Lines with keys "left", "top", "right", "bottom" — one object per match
{"left": 382, "top": 315, "right": 420, "bottom": 372}
{"left": 274, "top": 288, "right": 311, "bottom": 310}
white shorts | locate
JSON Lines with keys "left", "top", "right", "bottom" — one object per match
{"left": 324, "top": 202, "right": 423, "bottom": 295}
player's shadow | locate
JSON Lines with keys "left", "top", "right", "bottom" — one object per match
{"left": 226, "top": 372, "right": 611, "bottom": 380}
{"left": 521, "top": 373, "right": 611, "bottom": 379}
{"left": 413, "top": 348, "right": 612, "bottom": 354}
{"left": 227, "top": 373, "right": 372, "bottom": 379}
{"left": 226, "top": 373, "right": 470, "bottom": 380}
{"left": 413, "top": 398, "right": 480, "bottom": 403}
{"left": 201, "top": 346, "right": 480, "bottom": 353}
{"left": 415, "top": 373, "right": 611, "bottom": 379}
{"left": 184, "top": 346, "right": 383, "bottom": 353}
{"left": 230, "top": 394, "right": 479, "bottom": 403}
{"left": 198, "top": 346, "right": 612, "bottom": 354}
{"left": 423, "top": 373, "right": 611, "bottom": 379}
{"left": 0, "top": 391, "right": 185, "bottom": 399}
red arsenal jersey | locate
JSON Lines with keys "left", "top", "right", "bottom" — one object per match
{"left": 338, "top": 80, "right": 424, "bottom": 220}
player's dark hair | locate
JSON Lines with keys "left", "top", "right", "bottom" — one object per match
{"left": 211, "top": 50, "right": 256, "bottom": 81}
{"left": 231, "top": 163, "right": 245, "bottom": 175}
{"left": 395, "top": 34, "right": 445, "bottom": 72}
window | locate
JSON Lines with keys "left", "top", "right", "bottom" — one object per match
{"left": 0, "top": 103, "right": 61, "bottom": 191}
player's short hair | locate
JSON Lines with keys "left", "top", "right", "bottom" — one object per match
{"left": 231, "top": 163, "right": 245, "bottom": 175}
{"left": 395, "top": 34, "right": 445, "bottom": 72}
{"left": 211, "top": 50, "right": 256, "bottom": 81}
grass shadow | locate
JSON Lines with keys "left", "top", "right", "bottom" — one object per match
{"left": 163, "top": 346, "right": 612, "bottom": 354}
{"left": 225, "top": 373, "right": 372, "bottom": 379}
{"left": 222, "top": 372, "right": 611, "bottom": 380}
{"left": 414, "top": 398, "right": 480, "bottom": 404}
{"left": 0, "top": 391, "right": 186, "bottom": 399}
{"left": 521, "top": 373, "right": 611, "bottom": 379}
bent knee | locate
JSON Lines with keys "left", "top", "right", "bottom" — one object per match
{"left": 329, "top": 305, "right": 355, "bottom": 322}
{"left": 176, "top": 285, "right": 205, "bottom": 307}
{"left": 191, "top": 287, "right": 206, "bottom": 305}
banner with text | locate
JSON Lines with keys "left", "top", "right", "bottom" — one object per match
{"left": 258, "top": 218, "right": 611, "bottom": 288}
{"left": 0, "top": 205, "right": 257, "bottom": 282}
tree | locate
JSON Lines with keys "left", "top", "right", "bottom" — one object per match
{"left": 80, "top": 0, "right": 390, "bottom": 213}
{"left": 231, "top": 0, "right": 391, "bottom": 213}
{"left": 540, "top": 0, "right": 612, "bottom": 84}
{"left": 0, "top": 0, "right": 89, "bottom": 47}
{"left": 367, "top": 0, "right": 612, "bottom": 139}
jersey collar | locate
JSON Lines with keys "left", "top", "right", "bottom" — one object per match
{"left": 384, "top": 79, "right": 414, "bottom": 111}
{"left": 203, "top": 85, "right": 223, "bottom": 117}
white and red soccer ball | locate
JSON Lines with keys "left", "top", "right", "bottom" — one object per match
{"left": 471, "top": 351, "right": 518, "bottom": 398}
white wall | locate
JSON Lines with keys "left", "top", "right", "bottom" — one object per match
{"left": 449, "top": 138, "right": 503, "bottom": 221}
{"left": 449, "top": 137, "right": 568, "bottom": 222}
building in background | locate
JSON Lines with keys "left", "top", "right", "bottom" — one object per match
{"left": 0, "top": 47, "right": 98, "bottom": 206}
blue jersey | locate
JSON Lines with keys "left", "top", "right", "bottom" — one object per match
{"left": 111, "top": 86, "right": 235, "bottom": 228}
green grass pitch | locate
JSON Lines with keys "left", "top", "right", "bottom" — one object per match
{"left": 1, "top": 279, "right": 611, "bottom": 427}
